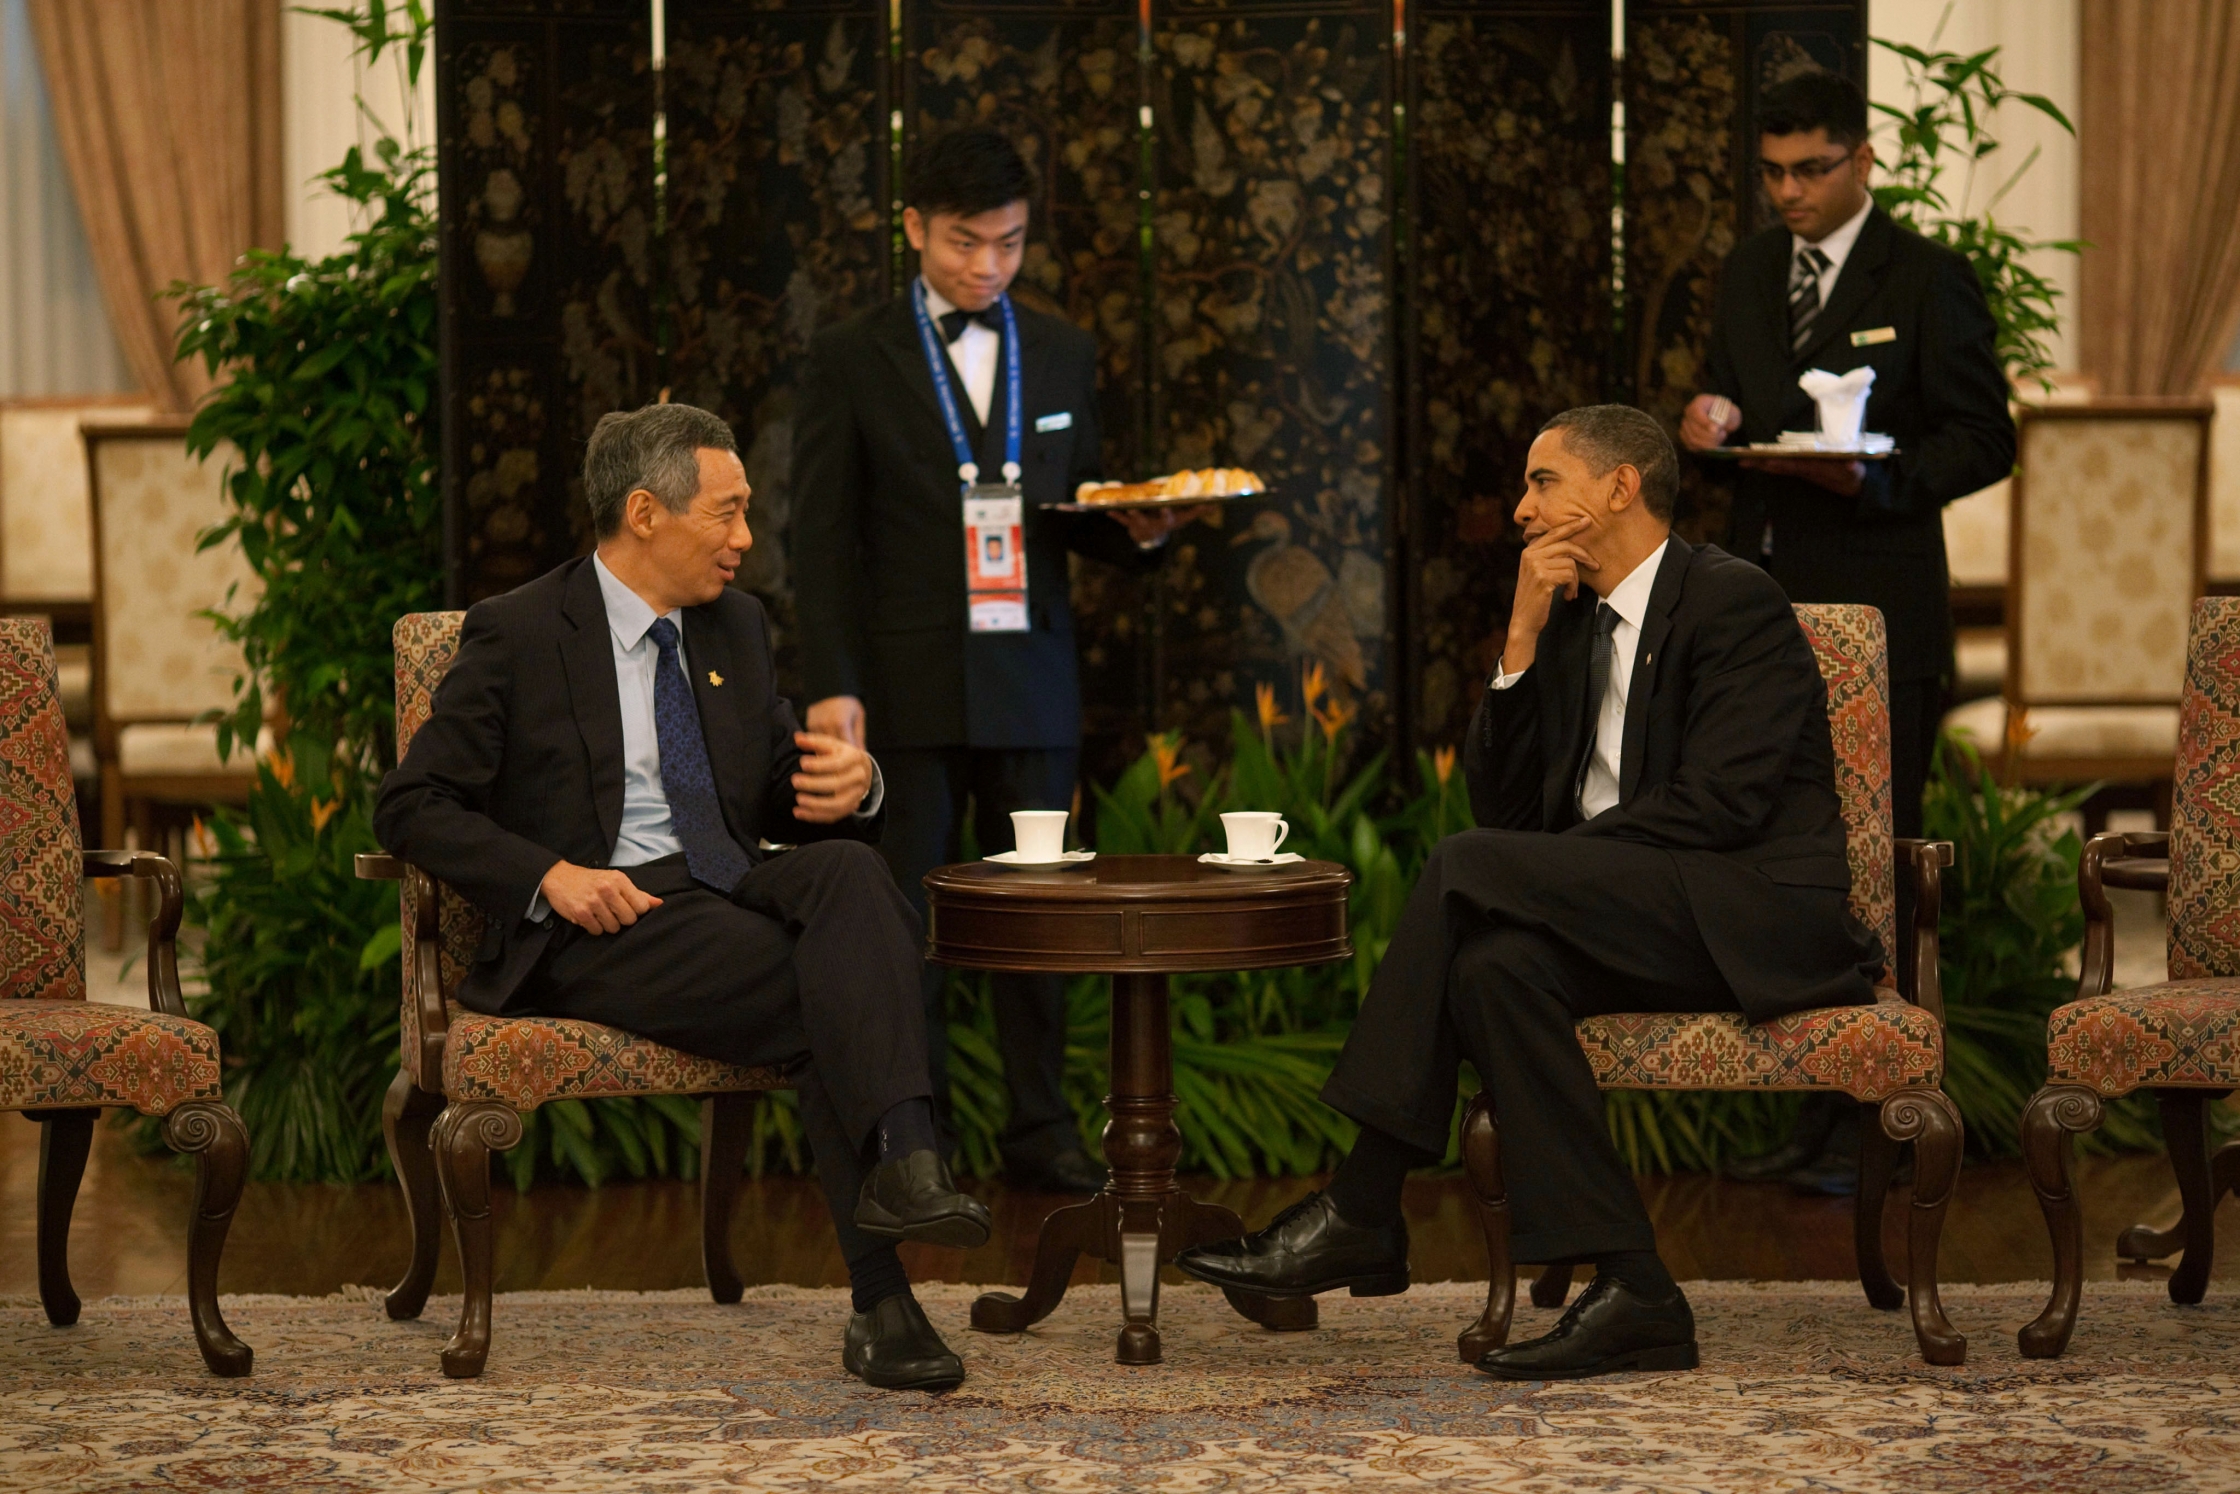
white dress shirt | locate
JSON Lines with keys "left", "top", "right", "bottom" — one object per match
{"left": 1489, "top": 537, "right": 1672, "bottom": 821}
{"left": 530, "top": 556, "right": 881, "bottom": 920}
{"left": 920, "top": 278, "right": 999, "bottom": 427}
{"left": 1792, "top": 195, "right": 1873, "bottom": 312}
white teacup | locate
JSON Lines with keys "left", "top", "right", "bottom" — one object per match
{"left": 1011, "top": 810, "right": 1069, "bottom": 862}
{"left": 1221, "top": 811, "right": 1290, "bottom": 861}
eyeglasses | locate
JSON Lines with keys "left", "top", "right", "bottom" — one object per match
{"left": 1757, "top": 153, "right": 1855, "bottom": 187}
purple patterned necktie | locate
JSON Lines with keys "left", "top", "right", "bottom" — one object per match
{"left": 647, "top": 617, "right": 753, "bottom": 893}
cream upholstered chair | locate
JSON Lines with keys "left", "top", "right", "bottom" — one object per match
{"left": 86, "top": 420, "right": 261, "bottom": 943}
{"left": 1943, "top": 400, "right": 2213, "bottom": 791}
{"left": 0, "top": 399, "right": 158, "bottom": 779}
{"left": 358, "top": 613, "right": 790, "bottom": 1378}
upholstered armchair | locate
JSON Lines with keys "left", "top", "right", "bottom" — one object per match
{"left": 85, "top": 420, "right": 263, "bottom": 947}
{"left": 1457, "top": 604, "right": 1968, "bottom": 1366}
{"left": 2019, "top": 597, "right": 2240, "bottom": 1357}
{"left": 0, "top": 618, "right": 252, "bottom": 1375}
{"left": 360, "top": 612, "right": 792, "bottom": 1378}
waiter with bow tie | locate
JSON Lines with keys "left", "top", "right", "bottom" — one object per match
{"left": 791, "top": 126, "right": 1190, "bottom": 1195}
{"left": 1679, "top": 70, "right": 2013, "bottom": 1192}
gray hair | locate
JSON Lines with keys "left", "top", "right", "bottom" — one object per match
{"left": 583, "top": 402, "right": 738, "bottom": 538}
{"left": 1537, "top": 404, "right": 1679, "bottom": 521}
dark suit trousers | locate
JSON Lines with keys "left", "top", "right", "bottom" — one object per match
{"left": 518, "top": 841, "right": 929, "bottom": 1265}
{"left": 879, "top": 746, "right": 1079, "bottom": 1164}
{"left": 1323, "top": 830, "right": 1765, "bottom": 1264}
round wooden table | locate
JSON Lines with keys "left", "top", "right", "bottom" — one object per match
{"left": 924, "top": 852, "right": 1352, "bottom": 1364}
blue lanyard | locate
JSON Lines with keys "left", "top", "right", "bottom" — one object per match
{"left": 910, "top": 278, "right": 1022, "bottom": 491}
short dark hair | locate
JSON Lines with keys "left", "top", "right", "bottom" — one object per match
{"left": 1537, "top": 405, "right": 1679, "bottom": 521}
{"left": 583, "top": 402, "right": 737, "bottom": 538}
{"left": 1758, "top": 70, "right": 1869, "bottom": 149}
{"left": 904, "top": 125, "right": 1035, "bottom": 220}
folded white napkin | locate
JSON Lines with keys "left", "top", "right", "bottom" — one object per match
{"left": 1797, "top": 366, "right": 1876, "bottom": 447}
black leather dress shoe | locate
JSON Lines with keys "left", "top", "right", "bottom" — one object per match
{"left": 1476, "top": 1274, "right": 1698, "bottom": 1380}
{"left": 1173, "top": 1191, "right": 1409, "bottom": 1298}
{"left": 843, "top": 1294, "right": 965, "bottom": 1391}
{"left": 1005, "top": 1146, "right": 1107, "bottom": 1195}
{"left": 854, "top": 1150, "right": 993, "bottom": 1248}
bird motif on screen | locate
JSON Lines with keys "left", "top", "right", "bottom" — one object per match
{"left": 1230, "top": 509, "right": 1367, "bottom": 691}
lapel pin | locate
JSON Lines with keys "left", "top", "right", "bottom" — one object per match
{"left": 708, "top": 671, "right": 725, "bottom": 687}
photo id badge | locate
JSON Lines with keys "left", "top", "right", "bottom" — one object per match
{"left": 963, "top": 484, "right": 1028, "bottom": 633}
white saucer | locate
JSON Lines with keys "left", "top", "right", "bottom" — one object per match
{"left": 983, "top": 850, "right": 1097, "bottom": 871}
{"left": 1198, "top": 851, "right": 1306, "bottom": 871}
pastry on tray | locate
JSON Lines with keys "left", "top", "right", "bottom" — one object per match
{"left": 1072, "top": 467, "right": 1265, "bottom": 506}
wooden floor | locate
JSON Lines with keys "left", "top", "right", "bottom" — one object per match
{"left": 6, "top": 1117, "right": 2233, "bottom": 1300}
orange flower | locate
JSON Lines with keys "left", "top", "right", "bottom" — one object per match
{"left": 309, "top": 797, "right": 340, "bottom": 833}
{"left": 1311, "top": 694, "right": 1357, "bottom": 743}
{"left": 1300, "top": 660, "right": 1328, "bottom": 715}
{"left": 264, "top": 747, "right": 295, "bottom": 791}
{"left": 1147, "top": 732, "right": 1191, "bottom": 791}
{"left": 1255, "top": 681, "right": 1291, "bottom": 737}
{"left": 1433, "top": 745, "right": 1456, "bottom": 787}
{"left": 189, "top": 816, "right": 216, "bottom": 860}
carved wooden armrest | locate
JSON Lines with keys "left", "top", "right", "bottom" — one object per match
{"left": 2078, "top": 830, "right": 2170, "bottom": 998}
{"left": 356, "top": 851, "right": 450, "bottom": 1076}
{"left": 82, "top": 849, "right": 188, "bottom": 1019}
{"left": 1894, "top": 838, "right": 1955, "bottom": 1025}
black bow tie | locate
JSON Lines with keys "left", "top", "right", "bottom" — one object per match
{"left": 936, "top": 307, "right": 1001, "bottom": 344}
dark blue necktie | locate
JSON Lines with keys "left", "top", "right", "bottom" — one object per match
{"left": 647, "top": 617, "right": 753, "bottom": 894}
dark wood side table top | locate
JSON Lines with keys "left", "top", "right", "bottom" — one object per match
{"left": 923, "top": 853, "right": 1352, "bottom": 975}
{"left": 923, "top": 852, "right": 1354, "bottom": 1365}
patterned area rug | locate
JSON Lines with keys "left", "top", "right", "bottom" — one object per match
{"left": 3, "top": 1280, "right": 2237, "bottom": 1491}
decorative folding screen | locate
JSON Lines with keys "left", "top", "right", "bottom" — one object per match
{"left": 437, "top": 0, "right": 1862, "bottom": 769}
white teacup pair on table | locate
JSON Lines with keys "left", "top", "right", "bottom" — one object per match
{"left": 983, "top": 809, "right": 1301, "bottom": 870}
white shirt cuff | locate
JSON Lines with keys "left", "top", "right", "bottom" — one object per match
{"left": 854, "top": 757, "right": 885, "bottom": 819}
{"left": 1489, "top": 666, "right": 1528, "bottom": 691}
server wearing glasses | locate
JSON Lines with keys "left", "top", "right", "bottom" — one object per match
{"left": 1679, "top": 69, "right": 2014, "bottom": 1192}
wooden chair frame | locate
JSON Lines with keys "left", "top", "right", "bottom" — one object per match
{"left": 355, "top": 856, "right": 784, "bottom": 1378}
{"left": 2015, "top": 829, "right": 2229, "bottom": 1358}
{"left": 1450, "top": 847, "right": 1968, "bottom": 1368}
{"left": 25, "top": 850, "right": 253, "bottom": 1375}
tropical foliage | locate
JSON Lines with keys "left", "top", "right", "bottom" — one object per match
{"left": 1870, "top": 15, "right": 2082, "bottom": 390}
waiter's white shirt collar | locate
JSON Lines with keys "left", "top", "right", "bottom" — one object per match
{"left": 1792, "top": 194, "right": 1873, "bottom": 307}
{"left": 1490, "top": 535, "right": 1672, "bottom": 822}
{"left": 919, "top": 277, "right": 1000, "bottom": 428}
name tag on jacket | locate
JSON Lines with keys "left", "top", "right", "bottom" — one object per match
{"left": 1035, "top": 411, "right": 1073, "bottom": 433}
{"left": 1850, "top": 326, "right": 1897, "bottom": 347}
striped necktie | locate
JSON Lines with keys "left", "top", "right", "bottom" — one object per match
{"left": 647, "top": 617, "right": 755, "bottom": 894}
{"left": 1789, "top": 246, "right": 1832, "bottom": 355}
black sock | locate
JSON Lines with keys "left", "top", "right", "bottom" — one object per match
{"left": 1324, "top": 1125, "right": 1437, "bottom": 1229}
{"left": 848, "top": 1244, "right": 912, "bottom": 1314}
{"left": 1595, "top": 1249, "right": 1677, "bottom": 1301}
{"left": 876, "top": 1097, "right": 937, "bottom": 1163}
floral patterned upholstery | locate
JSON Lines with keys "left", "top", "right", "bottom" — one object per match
{"left": 2036, "top": 600, "right": 2240, "bottom": 1099}
{"left": 390, "top": 613, "right": 786, "bottom": 1109}
{"left": 2045, "top": 986, "right": 2240, "bottom": 1093}
{"left": 1794, "top": 604, "right": 1897, "bottom": 961}
{"left": 1578, "top": 1000, "right": 1943, "bottom": 1101}
{"left": 0, "top": 618, "right": 227, "bottom": 1116}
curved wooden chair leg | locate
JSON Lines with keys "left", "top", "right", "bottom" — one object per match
{"left": 30, "top": 1108, "right": 98, "bottom": 1327}
{"left": 2018, "top": 1084, "right": 2104, "bottom": 1358}
{"left": 2117, "top": 1138, "right": 2240, "bottom": 1263}
{"left": 163, "top": 1101, "right": 254, "bottom": 1376}
{"left": 1881, "top": 1088, "right": 1966, "bottom": 1365}
{"left": 1530, "top": 1264, "right": 1575, "bottom": 1309}
{"left": 2127, "top": 1091, "right": 2220, "bottom": 1304}
{"left": 1854, "top": 1101, "right": 1904, "bottom": 1310}
{"left": 431, "top": 1101, "right": 523, "bottom": 1378}
{"left": 700, "top": 1091, "right": 756, "bottom": 1304}
{"left": 1456, "top": 1092, "right": 1517, "bottom": 1362}
{"left": 382, "top": 1071, "right": 447, "bottom": 1321}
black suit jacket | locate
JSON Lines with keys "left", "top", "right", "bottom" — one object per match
{"left": 372, "top": 557, "right": 881, "bottom": 1014}
{"left": 1703, "top": 207, "right": 2015, "bottom": 682}
{"left": 790, "top": 297, "right": 1160, "bottom": 751}
{"left": 1466, "top": 536, "right": 1880, "bottom": 1020}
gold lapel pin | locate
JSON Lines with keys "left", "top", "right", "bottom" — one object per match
{"left": 708, "top": 671, "right": 725, "bottom": 687}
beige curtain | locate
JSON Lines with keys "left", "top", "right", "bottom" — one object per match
{"left": 2079, "top": 0, "right": 2240, "bottom": 397}
{"left": 24, "top": 0, "right": 283, "bottom": 411}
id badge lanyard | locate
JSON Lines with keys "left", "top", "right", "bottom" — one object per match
{"left": 911, "top": 280, "right": 1028, "bottom": 634}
